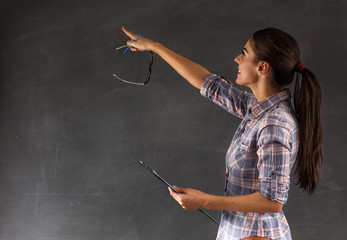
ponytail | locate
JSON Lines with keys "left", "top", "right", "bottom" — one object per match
{"left": 293, "top": 67, "right": 323, "bottom": 194}
{"left": 252, "top": 28, "right": 323, "bottom": 194}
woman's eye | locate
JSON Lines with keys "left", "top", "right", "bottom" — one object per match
{"left": 241, "top": 51, "right": 245, "bottom": 55}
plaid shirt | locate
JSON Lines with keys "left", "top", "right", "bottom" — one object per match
{"left": 200, "top": 74, "right": 299, "bottom": 240}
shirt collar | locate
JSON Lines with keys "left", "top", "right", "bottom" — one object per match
{"left": 249, "top": 88, "right": 292, "bottom": 119}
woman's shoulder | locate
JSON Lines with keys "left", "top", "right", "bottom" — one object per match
{"left": 258, "top": 101, "right": 298, "bottom": 133}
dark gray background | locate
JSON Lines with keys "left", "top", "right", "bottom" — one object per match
{"left": 1, "top": 0, "right": 346, "bottom": 239}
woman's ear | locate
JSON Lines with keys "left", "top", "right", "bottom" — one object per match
{"left": 257, "top": 61, "right": 270, "bottom": 75}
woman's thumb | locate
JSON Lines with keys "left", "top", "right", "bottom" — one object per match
{"left": 173, "top": 185, "right": 185, "bottom": 193}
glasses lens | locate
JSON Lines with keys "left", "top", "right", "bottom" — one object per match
{"left": 114, "top": 47, "right": 150, "bottom": 85}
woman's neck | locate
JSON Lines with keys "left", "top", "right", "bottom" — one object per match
{"left": 248, "top": 79, "right": 284, "bottom": 102}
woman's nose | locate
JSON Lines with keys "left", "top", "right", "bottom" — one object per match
{"left": 234, "top": 55, "right": 240, "bottom": 63}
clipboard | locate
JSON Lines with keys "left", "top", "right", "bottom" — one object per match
{"left": 138, "top": 161, "right": 219, "bottom": 225}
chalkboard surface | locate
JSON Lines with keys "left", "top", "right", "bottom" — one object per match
{"left": 1, "top": 0, "right": 346, "bottom": 239}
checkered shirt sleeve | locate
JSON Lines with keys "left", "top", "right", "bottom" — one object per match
{"left": 257, "top": 125, "right": 293, "bottom": 204}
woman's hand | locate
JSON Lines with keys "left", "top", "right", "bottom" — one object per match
{"left": 168, "top": 186, "right": 211, "bottom": 210}
{"left": 122, "top": 26, "right": 159, "bottom": 52}
{"left": 121, "top": 26, "right": 210, "bottom": 89}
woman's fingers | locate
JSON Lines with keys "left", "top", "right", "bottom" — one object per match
{"left": 168, "top": 186, "right": 204, "bottom": 210}
{"left": 168, "top": 187, "right": 186, "bottom": 209}
{"left": 121, "top": 26, "right": 158, "bottom": 52}
{"left": 126, "top": 39, "right": 137, "bottom": 48}
{"left": 122, "top": 26, "right": 141, "bottom": 50}
{"left": 169, "top": 186, "right": 196, "bottom": 210}
{"left": 122, "top": 26, "right": 138, "bottom": 40}
{"left": 173, "top": 185, "right": 186, "bottom": 193}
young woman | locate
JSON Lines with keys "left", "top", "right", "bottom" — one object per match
{"left": 121, "top": 26, "right": 323, "bottom": 240}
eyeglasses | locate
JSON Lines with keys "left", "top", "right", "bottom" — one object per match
{"left": 113, "top": 45, "right": 153, "bottom": 86}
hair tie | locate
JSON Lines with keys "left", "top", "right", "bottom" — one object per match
{"left": 295, "top": 61, "right": 306, "bottom": 73}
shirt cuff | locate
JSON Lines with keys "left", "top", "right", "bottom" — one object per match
{"left": 259, "top": 170, "right": 290, "bottom": 205}
{"left": 200, "top": 73, "right": 225, "bottom": 97}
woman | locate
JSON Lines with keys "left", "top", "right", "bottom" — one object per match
{"left": 121, "top": 26, "right": 323, "bottom": 240}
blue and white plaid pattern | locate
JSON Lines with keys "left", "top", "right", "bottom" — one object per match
{"left": 200, "top": 74, "right": 299, "bottom": 240}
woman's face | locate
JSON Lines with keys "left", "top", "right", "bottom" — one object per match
{"left": 234, "top": 39, "right": 260, "bottom": 87}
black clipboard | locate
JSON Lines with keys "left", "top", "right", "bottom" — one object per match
{"left": 138, "top": 161, "right": 219, "bottom": 225}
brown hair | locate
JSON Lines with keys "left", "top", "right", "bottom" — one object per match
{"left": 251, "top": 28, "right": 323, "bottom": 194}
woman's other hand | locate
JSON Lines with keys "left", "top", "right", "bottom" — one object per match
{"left": 168, "top": 186, "right": 211, "bottom": 210}
{"left": 122, "top": 26, "right": 158, "bottom": 52}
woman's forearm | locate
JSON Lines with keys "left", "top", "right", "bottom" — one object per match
{"left": 169, "top": 186, "right": 283, "bottom": 213}
{"left": 205, "top": 192, "right": 283, "bottom": 213}
{"left": 152, "top": 43, "right": 211, "bottom": 89}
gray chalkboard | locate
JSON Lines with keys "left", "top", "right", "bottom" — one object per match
{"left": 1, "top": 0, "right": 346, "bottom": 239}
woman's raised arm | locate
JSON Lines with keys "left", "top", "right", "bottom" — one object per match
{"left": 122, "top": 26, "right": 211, "bottom": 89}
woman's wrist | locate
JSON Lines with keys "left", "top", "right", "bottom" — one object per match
{"left": 150, "top": 42, "right": 164, "bottom": 53}
{"left": 203, "top": 194, "right": 217, "bottom": 209}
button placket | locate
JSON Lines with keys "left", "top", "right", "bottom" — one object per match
{"left": 224, "top": 170, "right": 230, "bottom": 193}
